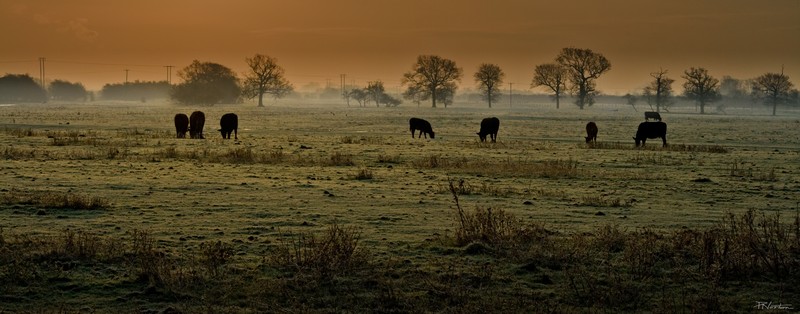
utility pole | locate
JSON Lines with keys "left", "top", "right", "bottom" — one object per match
{"left": 124, "top": 69, "right": 130, "bottom": 84}
{"left": 340, "top": 74, "right": 346, "bottom": 104}
{"left": 164, "top": 65, "right": 174, "bottom": 85}
{"left": 38, "top": 57, "right": 46, "bottom": 88}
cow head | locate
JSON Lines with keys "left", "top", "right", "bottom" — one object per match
{"left": 477, "top": 132, "right": 486, "bottom": 142}
{"left": 633, "top": 137, "right": 641, "bottom": 147}
{"left": 429, "top": 131, "right": 435, "bottom": 139}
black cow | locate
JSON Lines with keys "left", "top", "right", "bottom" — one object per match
{"left": 409, "top": 117, "right": 435, "bottom": 139}
{"left": 174, "top": 113, "right": 189, "bottom": 138}
{"left": 477, "top": 117, "right": 500, "bottom": 142}
{"left": 189, "top": 111, "right": 205, "bottom": 139}
{"left": 633, "top": 121, "right": 667, "bottom": 147}
{"left": 219, "top": 113, "right": 238, "bottom": 139}
{"left": 585, "top": 121, "right": 598, "bottom": 143}
{"left": 644, "top": 111, "right": 662, "bottom": 121}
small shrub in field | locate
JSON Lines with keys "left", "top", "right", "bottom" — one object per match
{"left": 326, "top": 152, "right": 355, "bottom": 166}
{"left": 269, "top": 223, "right": 371, "bottom": 279}
{"left": 199, "top": 241, "right": 234, "bottom": 277}
{"left": 351, "top": 168, "right": 374, "bottom": 180}
{"left": 377, "top": 153, "right": 401, "bottom": 163}
{"left": 447, "top": 179, "right": 551, "bottom": 254}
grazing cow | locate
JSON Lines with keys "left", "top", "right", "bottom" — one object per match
{"left": 644, "top": 111, "right": 662, "bottom": 121}
{"left": 409, "top": 117, "right": 435, "bottom": 139}
{"left": 219, "top": 113, "right": 238, "bottom": 139}
{"left": 189, "top": 111, "right": 205, "bottom": 139}
{"left": 633, "top": 121, "right": 667, "bottom": 147}
{"left": 585, "top": 121, "right": 598, "bottom": 143}
{"left": 477, "top": 117, "right": 500, "bottom": 142}
{"left": 174, "top": 113, "right": 189, "bottom": 138}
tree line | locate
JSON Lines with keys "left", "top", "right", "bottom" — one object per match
{"left": 1, "top": 48, "right": 797, "bottom": 115}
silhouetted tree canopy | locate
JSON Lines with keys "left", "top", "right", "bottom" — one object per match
{"left": 402, "top": 55, "right": 462, "bottom": 108}
{"left": 242, "top": 54, "right": 293, "bottom": 107}
{"left": 101, "top": 81, "right": 171, "bottom": 101}
{"left": 171, "top": 60, "right": 240, "bottom": 105}
{"left": 682, "top": 67, "right": 721, "bottom": 114}
{"left": 0, "top": 74, "right": 46, "bottom": 103}
{"left": 474, "top": 63, "right": 504, "bottom": 108}
{"left": 364, "top": 81, "right": 401, "bottom": 107}
{"left": 556, "top": 47, "right": 611, "bottom": 109}
{"left": 532, "top": 63, "right": 568, "bottom": 109}
{"left": 751, "top": 72, "right": 795, "bottom": 116}
{"left": 48, "top": 80, "right": 87, "bottom": 102}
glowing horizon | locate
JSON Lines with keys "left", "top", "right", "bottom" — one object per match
{"left": 1, "top": 0, "right": 798, "bottom": 95}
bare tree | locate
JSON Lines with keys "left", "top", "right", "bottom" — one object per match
{"left": 531, "top": 63, "right": 567, "bottom": 109}
{"left": 242, "top": 54, "right": 293, "bottom": 107}
{"left": 474, "top": 63, "right": 504, "bottom": 108}
{"left": 643, "top": 69, "right": 674, "bottom": 112}
{"left": 623, "top": 93, "right": 639, "bottom": 112}
{"left": 752, "top": 72, "right": 794, "bottom": 116}
{"left": 682, "top": 67, "right": 720, "bottom": 114}
{"left": 556, "top": 47, "right": 611, "bottom": 109}
{"left": 401, "top": 55, "right": 462, "bottom": 108}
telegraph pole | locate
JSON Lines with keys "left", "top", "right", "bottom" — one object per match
{"left": 164, "top": 65, "right": 174, "bottom": 85}
{"left": 124, "top": 69, "right": 130, "bottom": 84}
{"left": 38, "top": 57, "right": 46, "bottom": 88}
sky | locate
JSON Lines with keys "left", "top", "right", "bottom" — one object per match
{"left": 1, "top": 0, "right": 798, "bottom": 94}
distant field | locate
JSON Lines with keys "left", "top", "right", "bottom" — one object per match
{"left": 1, "top": 100, "right": 798, "bottom": 312}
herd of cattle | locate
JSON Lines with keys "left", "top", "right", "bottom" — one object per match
{"left": 173, "top": 110, "right": 667, "bottom": 147}
{"left": 174, "top": 111, "right": 238, "bottom": 140}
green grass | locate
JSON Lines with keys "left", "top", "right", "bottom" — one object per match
{"left": 1, "top": 102, "right": 799, "bottom": 312}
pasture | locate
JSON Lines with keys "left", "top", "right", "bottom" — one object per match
{"left": 1, "top": 101, "right": 799, "bottom": 312}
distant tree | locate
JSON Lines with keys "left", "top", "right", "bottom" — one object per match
{"left": 401, "top": 55, "right": 462, "bottom": 108}
{"left": 171, "top": 60, "right": 240, "bottom": 105}
{"left": 364, "top": 81, "right": 401, "bottom": 107}
{"left": 751, "top": 72, "right": 794, "bottom": 116}
{"left": 0, "top": 74, "right": 47, "bottom": 103}
{"left": 556, "top": 47, "right": 611, "bottom": 109}
{"left": 719, "top": 76, "right": 748, "bottom": 99}
{"left": 474, "top": 63, "right": 504, "bottom": 108}
{"left": 48, "top": 80, "right": 87, "bottom": 102}
{"left": 347, "top": 88, "right": 368, "bottom": 107}
{"left": 623, "top": 93, "right": 639, "bottom": 112}
{"left": 682, "top": 67, "right": 720, "bottom": 114}
{"left": 643, "top": 69, "right": 674, "bottom": 112}
{"left": 242, "top": 54, "right": 293, "bottom": 107}
{"left": 532, "top": 63, "right": 568, "bottom": 109}
{"left": 101, "top": 81, "right": 170, "bottom": 101}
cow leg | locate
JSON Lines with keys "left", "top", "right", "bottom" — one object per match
{"left": 662, "top": 136, "right": 667, "bottom": 147}
{"left": 234, "top": 129, "right": 238, "bottom": 140}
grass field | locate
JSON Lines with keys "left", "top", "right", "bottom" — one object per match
{"left": 1, "top": 100, "right": 799, "bottom": 312}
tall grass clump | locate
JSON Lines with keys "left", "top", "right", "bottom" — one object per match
{"left": 325, "top": 152, "right": 355, "bottom": 166}
{"left": 447, "top": 179, "right": 552, "bottom": 255}
{"left": 1, "top": 189, "right": 110, "bottom": 210}
{"left": 268, "top": 223, "right": 371, "bottom": 279}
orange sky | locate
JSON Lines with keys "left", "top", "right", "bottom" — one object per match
{"left": 1, "top": 0, "right": 798, "bottom": 94}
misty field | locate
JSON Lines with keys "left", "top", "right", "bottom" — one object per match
{"left": 1, "top": 101, "right": 799, "bottom": 312}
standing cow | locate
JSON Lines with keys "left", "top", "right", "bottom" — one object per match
{"left": 585, "top": 121, "right": 598, "bottom": 143}
{"left": 477, "top": 117, "right": 500, "bottom": 142}
{"left": 633, "top": 121, "right": 667, "bottom": 147}
{"left": 174, "top": 113, "right": 189, "bottom": 138}
{"left": 644, "top": 111, "right": 662, "bottom": 121}
{"left": 189, "top": 111, "right": 205, "bottom": 139}
{"left": 409, "top": 117, "right": 435, "bottom": 139}
{"left": 219, "top": 113, "right": 238, "bottom": 139}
